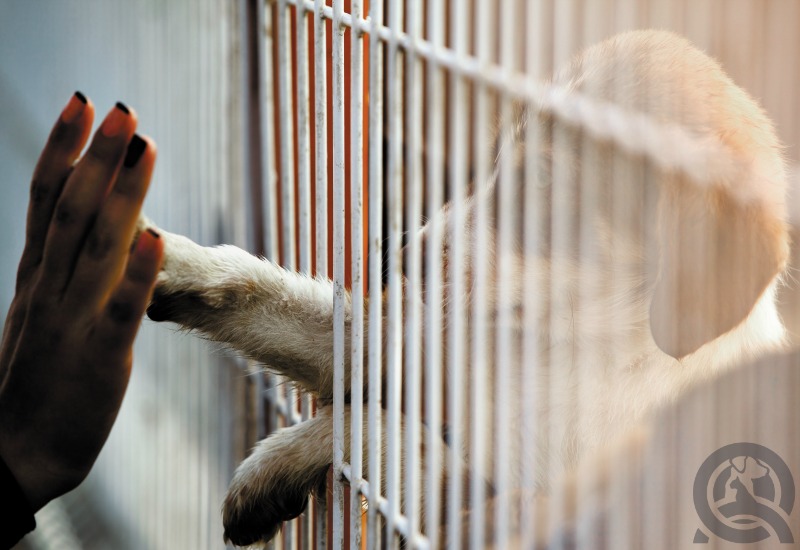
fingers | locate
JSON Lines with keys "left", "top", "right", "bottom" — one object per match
{"left": 17, "top": 92, "right": 94, "bottom": 289}
{"left": 67, "top": 135, "right": 157, "bottom": 305}
{"left": 38, "top": 102, "right": 138, "bottom": 296}
{"left": 92, "top": 229, "right": 163, "bottom": 356}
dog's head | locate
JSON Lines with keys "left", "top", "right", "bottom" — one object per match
{"left": 557, "top": 30, "right": 790, "bottom": 359}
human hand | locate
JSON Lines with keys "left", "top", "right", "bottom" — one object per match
{"left": 0, "top": 93, "right": 162, "bottom": 512}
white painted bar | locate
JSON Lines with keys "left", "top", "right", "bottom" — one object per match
{"left": 384, "top": 0, "right": 404, "bottom": 545}
{"left": 493, "top": 0, "right": 521, "bottom": 546}
{"left": 403, "top": 0, "right": 423, "bottom": 543}
{"left": 294, "top": 4, "right": 315, "bottom": 546}
{"left": 468, "top": 0, "right": 494, "bottom": 545}
{"left": 331, "top": 0, "right": 347, "bottom": 547}
{"left": 423, "top": 0, "right": 446, "bottom": 540}
{"left": 277, "top": 0, "right": 297, "bottom": 271}
{"left": 446, "top": 1, "right": 469, "bottom": 547}
{"left": 314, "top": 0, "right": 328, "bottom": 282}
{"left": 366, "top": 0, "right": 385, "bottom": 545}
{"left": 296, "top": 0, "right": 312, "bottom": 276}
{"left": 519, "top": 6, "right": 547, "bottom": 547}
{"left": 348, "top": 0, "right": 365, "bottom": 548}
{"left": 256, "top": 0, "right": 277, "bottom": 453}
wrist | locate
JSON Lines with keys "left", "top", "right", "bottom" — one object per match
{"left": 0, "top": 430, "right": 82, "bottom": 513}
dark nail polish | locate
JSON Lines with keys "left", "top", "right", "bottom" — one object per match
{"left": 115, "top": 101, "right": 130, "bottom": 115}
{"left": 146, "top": 228, "right": 160, "bottom": 239}
{"left": 74, "top": 91, "right": 87, "bottom": 104}
{"left": 124, "top": 134, "right": 147, "bottom": 168}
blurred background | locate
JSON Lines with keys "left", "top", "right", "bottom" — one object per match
{"left": 1, "top": 1, "right": 253, "bottom": 548}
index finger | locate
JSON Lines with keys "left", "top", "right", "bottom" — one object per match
{"left": 17, "top": 92, "right": 95, "bottom": 289}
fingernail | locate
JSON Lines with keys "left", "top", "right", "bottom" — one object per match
{"left": 135, "top": 227, "right": 161, "bottom": 257}
{"left": 124, "top": 134, "right": 147, "bottom": 168}
{"left": 129, "top": 227, "right": 158, "bottom": 253}
{"left": 100, "top": 102, "right": 130, "bottom": 137}
{"left": 61, "top": 91, "right": 87, "bottom": 124}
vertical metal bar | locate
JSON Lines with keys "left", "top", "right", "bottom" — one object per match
{"left": 256, "top": 1, "right": 278, "bottom": 261}
{"left": 606, "top": 3, "right": 639, "bottom": 548}
{"left": 403, "top": 0, "right": 423, "bottom": 543}
{"left": 312, "top": 14, "right": 329, "bottom": 541}
{"left": 296, "top": 1, "right": 312, "bottom": 276}
{"left": 519, "top": 5, "right": 547, "bottom": 545}
{"left": 277, "top": 0, "right": 297, "bottom": 271}
{"left": 366, "top": 0, "right": 385, "bottom": 545}
{"left": 547, "top": 4, "right": 578, "bottom": 549}
{"left": 293, "top": 3, "right": 315, "bottom": 547}
{"left": 573, "top": 3, "right": 609, "bottom": 549}
{"left": 332, "top": 1, "right": 347, "bottom": 548}
{"left": 314, "top": 0, "right": 329, "bottom": 281}
{"left": 258, "top": 2, "right": 281, "bottom": 472}
{"left": 468, "top": 0, "right": 493, "bottom": 545}
{"left": 349, "top": 0, "right": 365, "bottom": 548}
{"left": 385, "top": 0, "right": 405, "bottom": 545}
{"left": 493, "top": 0, "right": 520, "bottom": 546}
{"left": 277, "top": 3, "right": 299, "bottom": 548}
{"left": 424, "top": 0, "right": 445, "bottom": 540}
{"left": 446, "top": 1, "right": 468, "bottom": 547}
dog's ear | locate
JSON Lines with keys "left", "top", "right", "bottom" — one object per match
{"left": 649, "top": 181, "right": 788, "bottom": 359}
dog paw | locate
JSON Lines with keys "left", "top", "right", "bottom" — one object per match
{"left": 222, "top": 452, "right": 327, "bottom": 547}
{"left": 139, "top": 224, "right": 245, "bottom": 325}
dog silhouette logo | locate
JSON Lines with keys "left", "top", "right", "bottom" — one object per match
{"left": 694, "top": 443, "right": 794, "bottom": 543}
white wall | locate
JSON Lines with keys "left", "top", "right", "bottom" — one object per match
{"left": 0, "top": 1, "right": 252, "bottom": 548}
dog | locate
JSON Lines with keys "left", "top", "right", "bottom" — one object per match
{"left": 141, "top": 30, "right": 790, "bottom": 547}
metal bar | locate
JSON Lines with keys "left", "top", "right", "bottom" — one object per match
{"left": 519, "top": 2, "right": 549, "bottom": 545}
{"left": 312, "top": 0, "right": 329, "bottom": 542}
{"left": 365, "top": 0, "right": 385, "bottom": 544}
{"left": 277, "top": 0, "right": 297, "bottom": 270}
{"left": 296, "top": 0, "right": 312, "bottom": 275}
{"left": 331, "top": 0, "right": 347, "bottom": 547}
{"left": 341, "top": 465, "right": 431, "bottom": 549}
{"left": 446, "top": 0, "right": 469, "bottom": 547}
{"left": 423, "top": 0, "right": 445, "bottom": 540}
{"left": 294, "top": 4, "right": 315, "bottom": 546}
{"left": 547, "top": 4, "right": 579, "bottom": 548}
{"left": 468, "top": 0, "right": 494, "bottom": 544}
{"left": 276, "top": 3, "right": 300, "bottom": 548}
{"left": 259, "top": 0, "right": 279, "bottom": 261}
{"left": 314, "top": 0, "right": 329, "bottom": 281}
{"left": 384, "top": 0, "right": 404, "bottom": 545}
{"left": 403, "top": 0, "right": 423, "bottom": 543}
{"left": 493, "top": 0, "right": 521, "bottom": 546}
{"left": 349, "top": 0, "right": 365, "bottom": 548}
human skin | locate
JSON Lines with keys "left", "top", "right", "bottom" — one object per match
{"left": 0, "top": 93, "right": 163, "bottom": 512}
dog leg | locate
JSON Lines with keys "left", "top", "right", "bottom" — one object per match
{"left": 140, "top": 219, "right": 363, "bottom": 400}
{"left": 222, "top": 404, "right": 454, "bottom": 547}
{"left": 222, "top": 409, "right": 334, "bottom": 546}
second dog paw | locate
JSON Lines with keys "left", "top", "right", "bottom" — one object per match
{"left": 222, "top": 460, "right": 327, "bottom": 547}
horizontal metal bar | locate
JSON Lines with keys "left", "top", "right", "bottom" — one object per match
{"left": 281, "top": 0, "right": 750, "bottom": 195}
{"left": 340, "top": 465, "right": 431, "bottom": 550}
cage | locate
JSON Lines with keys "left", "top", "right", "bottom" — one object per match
{"left": 253, "top": 1, "right": 800, "bottom": 549}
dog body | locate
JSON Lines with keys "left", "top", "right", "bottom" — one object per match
{"left": 143, "top": 30, "right": 789, "bottom": 546}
